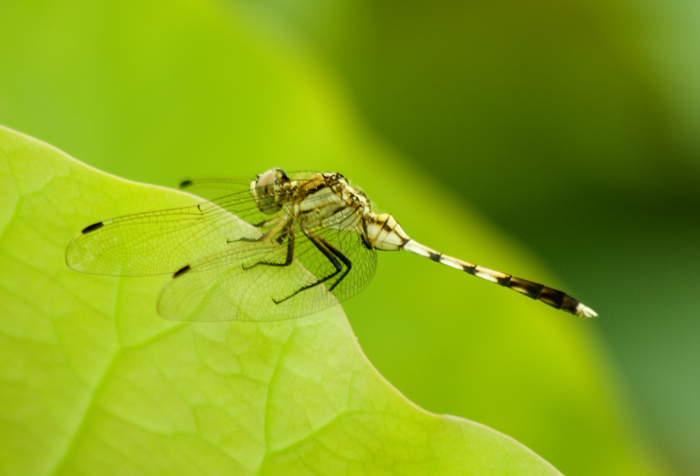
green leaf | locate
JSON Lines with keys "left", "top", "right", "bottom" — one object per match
{"left": 0, "top": 1, "right": 668, "bottom": 475}
{"left": 0, "top": 125, "right": 562, "bottom": 475}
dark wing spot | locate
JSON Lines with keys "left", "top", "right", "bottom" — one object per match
{"left": 179, "top": 179, "right": 193, "bottom": 189}
{"left": 173, "top": 265, "right": 191, "bottom": 278}
{"left": 82, "top": 222, "right": 104, "bottom": 234}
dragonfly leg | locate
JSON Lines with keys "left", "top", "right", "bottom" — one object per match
{"left": 242, "top": 230, "right": 295, "bottom": 270}
{"left": 324, "top": 239, "right": 352, "bottom": 291}
{"left": 272, "top": 230, "right": 351, "bottom": 304}
{"left": 227, "top": 216, "right": 284, "bottom": 244}
{"left": 251, "top": 217, "right": 281, "bottom": 228}
{"left": 232, "top": 230, "right": 271, "bottom": 244}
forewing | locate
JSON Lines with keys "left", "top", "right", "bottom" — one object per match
{"left": 178, "top": 171, "right": 316, "bottom": 200}
{"left": 178, "top": 177, "right": 252, "bottom": 201}
{"left": 65, "top": 190, "right": 265, "bottom": 276}
{"left": 66, "top": 173, "right": 331, "bottom": 277}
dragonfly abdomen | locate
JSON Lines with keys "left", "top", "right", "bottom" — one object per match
{"left": 402, "top": 240, "right": 597, "bottom": 318}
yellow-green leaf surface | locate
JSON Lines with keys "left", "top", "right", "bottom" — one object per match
{"left": 0, "top": 126, "right": 561, "bottom": 475}
{"left": 0, "top": 1, "right": 666, "bottom": 475}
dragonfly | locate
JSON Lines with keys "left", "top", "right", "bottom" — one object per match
{"left": 66, "top": 168, "right": 597, "bottom": 322}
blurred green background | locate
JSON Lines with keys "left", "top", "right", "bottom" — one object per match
{"left": 1, "top": 0, "right": 698, "bottom": 475}
{"left": 246, "top": 2, "right": 700, "bottom": 474}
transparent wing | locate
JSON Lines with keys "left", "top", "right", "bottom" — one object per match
{"left": 65, "top": 188, "right": 267, "bottom": 276}
{"left": 65, "top": 172, "right": 343, "bottom": 278}
{"left": 177, "top": 177, "right": 252, "bottom": 200}
{"left": 297, "top": 209, "right": 378, "bottom": 305}
{"left": 177, "top": 171, "right": 316, "bottom": 200}
{"left": 157, "top": 214, "right": 377, "bottom": 322}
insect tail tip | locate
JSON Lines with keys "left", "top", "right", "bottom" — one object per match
{"left": 576, "top": 303, "right": 598, "bottom": 319}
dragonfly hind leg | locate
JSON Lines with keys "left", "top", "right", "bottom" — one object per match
{"left": 272, "top": 230, "right": 352, "bottom": 304}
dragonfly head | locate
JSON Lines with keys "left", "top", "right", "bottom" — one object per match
{"left": 250, "top": 168, "right": 291, "bottom": 214}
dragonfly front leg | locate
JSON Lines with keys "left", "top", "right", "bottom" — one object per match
{"left": 272, "top": 229, "right": 352, "bottom": 304}
{"left": 242, "top": 227, "right": 295, "bottom": 270}
{"left": 227, "top": 216, "right": 285, "bottom": 244}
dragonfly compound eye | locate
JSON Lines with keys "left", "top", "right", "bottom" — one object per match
{"left": 251, "top": 168, "right": 285, "bottom": 214}
{"left": 256, "top": 168, "right": 280, "bottom": 188}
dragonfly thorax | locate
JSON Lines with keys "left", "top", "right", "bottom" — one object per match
{"left": 287, "top": 172, "right": 361, "bottom": 229}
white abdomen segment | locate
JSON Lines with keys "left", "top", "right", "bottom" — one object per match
{"left": 366, "top": 213, "right": 411, "bottom": 251}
